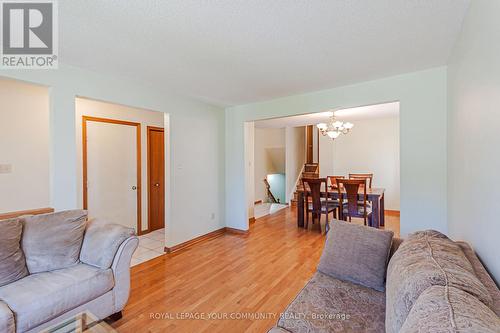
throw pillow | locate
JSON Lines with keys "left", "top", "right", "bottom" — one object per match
{"left": 21, "top": 210, "right": 87, "bottom": 273}
{"left": 0, "top": 218, "right": 28, "bottom": 286}
{"left": 317, "top": 220, "right": 394, "bottom": 292}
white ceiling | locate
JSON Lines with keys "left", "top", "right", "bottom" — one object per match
{"left": 59, "top": 1, "right": 470, "bottom": 106}
{"left": 254, "top": 102, "right": 399, "bottom": 128}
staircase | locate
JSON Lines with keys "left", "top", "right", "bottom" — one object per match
{"left": 290, "top": 163, "right": 319, "bottom": 206}
{"left": 264, "top": 178, "right": 280, "bottom": 203}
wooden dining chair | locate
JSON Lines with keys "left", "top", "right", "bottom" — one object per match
{"left": 349, "top": 173, "right": 373, "bottom": 189}
{"left": 327, "top": 175, "right": 345, "bottom": 189}
{"left": 349, "top": 173, "right": 373, "bottom": 207}
{"left": 302, "top": 177, "right": 339, "bottom": 233}
{"left": 336, "top": 178, "right": 373, "bottom": 226}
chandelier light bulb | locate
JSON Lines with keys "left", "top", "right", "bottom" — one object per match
{"left": 327, "top": 131, "right": 340, "bottom": 139}
{"left": 333, "top": 121, "right": 343, "bottom": 128}
{"left": 316, "top": 112, "right": 353, "bottom": 140}
{"left": 317, "top": 123, "right": 327, "bottom": 130}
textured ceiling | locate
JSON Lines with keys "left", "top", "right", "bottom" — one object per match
{"left": 59, "top": 1, "right": 470, "bottom": 106}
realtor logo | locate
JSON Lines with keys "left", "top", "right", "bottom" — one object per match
{"left": 1, "top": 0, "right": 58, "bottom": 68}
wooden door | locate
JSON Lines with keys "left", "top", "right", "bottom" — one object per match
{"left": 306, "top": 125, "right": 314, "bottom": 163}
{"left": 83, "top": 116, "right": 142, "bottom": 232}
{"left": 147, "top": 127, "right": 165, "bottom": 232}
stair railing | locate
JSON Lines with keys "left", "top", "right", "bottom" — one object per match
{"left": 263, "top": 178, "right": 280, "bottom": 203}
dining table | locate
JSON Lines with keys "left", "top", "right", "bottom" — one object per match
{"left": 296, "top": 186, "right": 386, "bottom": 229}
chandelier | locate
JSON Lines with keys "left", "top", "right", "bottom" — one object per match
{"left": 316, "top": 112, "right": 353, "bottom": 140}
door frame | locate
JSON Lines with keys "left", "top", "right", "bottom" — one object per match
{"left": 306, "top": 125, "right": 313, "bottom": 163}
{"left": 82, "top": 115, "right": 143, "bottom": 233}
{"left": 147, "top": 126, "right": 165, "bottom": 233}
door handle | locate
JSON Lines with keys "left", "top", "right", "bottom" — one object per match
{"left": 154, "top": 183, "right": 160, "bottom": 187}
{"left": 132, "top": 186, "right": 137, "bottom": 190}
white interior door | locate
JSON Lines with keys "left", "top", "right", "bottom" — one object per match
{"left": 86, "top": 121, "right": 138, "bottom": 230}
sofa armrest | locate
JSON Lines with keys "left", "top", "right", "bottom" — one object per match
{"left": 80, "top": 219, "right": 136, "bottom": 269}
{"left": 111, "top": 235, "right": 139, "bottom": 312}
{"left": 0, "top": 301, "right": 15, "bottom": 333}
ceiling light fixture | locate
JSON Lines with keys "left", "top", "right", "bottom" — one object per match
{"left": 316, "top": 111, "right": 354, "bottom": 140}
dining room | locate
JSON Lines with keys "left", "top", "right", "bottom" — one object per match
{"left": 245, "top": 101, "right": 401, "bottom": 236}
{"left": 305, "top": 101, "right": 400, "bottom": 235}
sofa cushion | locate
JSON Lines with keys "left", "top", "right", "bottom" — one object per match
{"left": 0, "top": 301, "right": 15, "bottom": 333}
{"left": 21, "top": 210, "right": 87, "bottom": 273}
{"left": 400, "top": 285, "right": 500, "bottom": 333}
{"left": 80, "top": 218, "right": 135, "bottom": 269}
{"left": 277, "top": 272, "right": 386, "bottom": 333}
{"left": 0, "top": 218, "right": 28, "bottom": 287}
{"left": 318, "top": 220, "right": 393, "bottom": 292}
{"left": 0, "top": 263, "right": 114, "bottom": 332}
{"left": 386, "top": 230, "right": 492, "bottom": 333}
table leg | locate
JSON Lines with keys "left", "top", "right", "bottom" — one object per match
{"left": 372, "top": 197, "right": 380, "bottom": 228}
{"left": 380, "top": 194, "right": 385, "bottom": 227}
{"left": 297, "top": 191, "right": 304, "bottom": 228}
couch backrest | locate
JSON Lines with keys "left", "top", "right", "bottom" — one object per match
{"left": 385, "top": 230, "right": 499, "bottom": 333}
{"left": 455, "top": 241, "right": 500, "bottom": 316}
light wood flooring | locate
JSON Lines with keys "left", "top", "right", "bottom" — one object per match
{"left": 111, "top": 207, "right": 400, "bottom": 333}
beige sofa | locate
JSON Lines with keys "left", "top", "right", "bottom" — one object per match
{"left": 269, "top": 231, "right": 500, "bottom": 332}
{"left": 0, "top": 210, "right": 138, "bottom": 333}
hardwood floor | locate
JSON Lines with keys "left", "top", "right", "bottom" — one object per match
{"left": 111, "top": 207, "right": 400, "bottom": 333}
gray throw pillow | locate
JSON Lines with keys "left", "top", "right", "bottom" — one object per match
{"left": 0, "top": 218, "right": 28, "bottom": 286}
{"left": 317, "top": 220, "right": 394, "bottom": 292}
{"left": 21, "top": 210, "right": 87, "bottom": 274}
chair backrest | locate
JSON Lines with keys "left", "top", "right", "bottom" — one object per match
{"left": 327, "top": 175, "right": 345, "bottom": 189}
{"left": 336, "top": 178, "right": 368, "bottom": 217}
{"left": 302, "top": 177, "right": 328, "bottom": 213}
{"left": 349, "top": 173, "right": 373, "bottom": 189}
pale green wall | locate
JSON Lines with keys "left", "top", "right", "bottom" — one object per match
{"left": 226, "top": 67, "right": 448, "bottom": 236}
{"left": 448, "top": 0, "right": 500, "bottom": 283}
{"left": 0, "top": 65, "right": 225, "bottom": 248}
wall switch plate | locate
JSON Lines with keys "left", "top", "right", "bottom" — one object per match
{"left": 0, "top": 164, "right": 13, "bottom": 174}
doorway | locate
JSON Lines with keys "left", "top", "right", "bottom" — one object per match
{"left": 77, "top": 97, "right": 167, "bottom": 238}
{"left": 82, "top": 116, "right": 142, "bottom": 231}
{"left": 147, "top": 126, "right": 165, "bottom": 232}
{"left": 306, "top": 125, "right": 313, "bottom": 163}
{"left": 244, "top": 102, "right": 401, "bottom": 236}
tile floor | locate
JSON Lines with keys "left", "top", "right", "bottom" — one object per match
{"left": 131, "top": 228, "right": 166, "bottom": 266}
